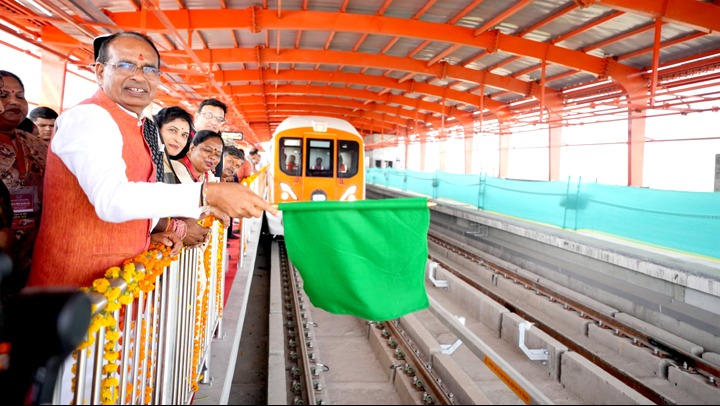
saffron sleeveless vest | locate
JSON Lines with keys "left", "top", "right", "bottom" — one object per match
{"left": 28, "top": 90, "right": 155, "bottom": 287}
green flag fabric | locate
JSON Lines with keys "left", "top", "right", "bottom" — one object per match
{"left": 279, "top": 198, "right": 430, "bottom": 321}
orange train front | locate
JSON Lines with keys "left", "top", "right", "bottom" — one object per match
{"left": 266, "top": 116, "right": 366, "bottom": 235}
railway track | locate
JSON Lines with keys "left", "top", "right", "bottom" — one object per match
{"left": 269, "top": 225, "right": 720, "bottom": 404}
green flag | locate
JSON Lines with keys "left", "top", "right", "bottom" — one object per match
{"left": 279, "top": 198, "right": 430, "bottom": 321}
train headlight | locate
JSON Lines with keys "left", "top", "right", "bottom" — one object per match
{"left": 280, "top": 183, "right": 298, "bottom": 201}
{"left": 340, "top": 186, "right": 357, "bottom": 201}
{"left": 311, "top": 190, "right": 327, "bottom": 201}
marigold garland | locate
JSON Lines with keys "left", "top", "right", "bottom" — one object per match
{"left": 71, "top": 220, "right": 225, "bottom": 403}
{"left": 215, "top": 230, "right": 225, "bottom": 318}
{"left": 190, "top": 216, "right": 216, "bottom": 392}
{"left": 73, "top": 244, "right": 176, "bottom": 405}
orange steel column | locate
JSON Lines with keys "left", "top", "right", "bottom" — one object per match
{"left": 39, "top": 52, "right": 67, "bottom": 112}
{"left": 498, "top": 122, "right": 510, "bottom": 179}
{"left": 628, "top": 109, "right": 647, "bottom": 187}
{"left": 548, "top": 124, "right": 562, "bottom": 181}
{"left": 403, "top": 135, "right": 410, "bottom": 170}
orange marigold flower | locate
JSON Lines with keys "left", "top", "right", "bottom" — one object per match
{"left": 103, "top": 351, "right": 119, "bottom": 362}
{"left": 105, "top": 287, "right": 121, "bottom": 301}
{"left": 106, "top": 330, "right": 120, "bottom": 341}
{"left": 119, "top": 293, "right": 133, "bottom": 305}
{"left": 92, "top": 278, "right": 110, "bottom": 293}
{"left": 102, "top": 363, "right": 119, "bottom": 375}
{"left": 105, "top": 266, "right": 121, "bottom": 279}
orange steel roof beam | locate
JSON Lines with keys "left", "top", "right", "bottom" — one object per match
{"left": 216, "top": 69, "right": 496, "bottom": 111}
{"left": 597, "top": 0, "right": 720, "bottom": 33}
{"left": 241, "top": 107, "right": 406, "bottom": 128}
{"left": 617, "top": 32, "right": 705, "bottom": 62}
{"left": 448, "top": 0, "right": 488, "bottom": 25}
{"left": 106, "top": 8, "right": 641, "bottom": 103}
{"left": 581, "top": 22, "right": 658, "bottom": 53}
{"left": 244, "top": 114, "right": 402, "bottom": 134}
{"left": 377, "top": 0, "right": 394, "bottom": 16}
{"left": 472, "top": 0, "right": 533, "bottom": 37}
{"left": 142, "top": 0, "right": 257, "bottom": 143}
{"left": 488, "top": 55, "right": 522, "bottom": 72}
{"left": 198, "top": 48, "right": 546, "bottom": 108}
{"left": 231, "top": 88, "right": 453, "bottom": 118}
{"left": 427, "top": 44, "right": 461, "bottom": 67}
{"left": 550, "top": 11, "right": 623, "bottom": 45}
{"left": 516, "top": 3, "right": 578, "bottom": 37}
{"left": 29, "top": 0, "right": 100, "bottom": 40}
{"left": 414, "top": 0, "right": 439, "bottom": 19}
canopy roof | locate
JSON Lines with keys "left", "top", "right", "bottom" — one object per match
{"left": 3, "top": 0, "right": 720, "bottom": 145}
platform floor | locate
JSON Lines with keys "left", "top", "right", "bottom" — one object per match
{"left": 193, "top": 217, "right": 265, "bottom": 405}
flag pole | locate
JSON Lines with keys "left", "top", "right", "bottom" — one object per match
{"left": 271, "top": 201, "right": 437, "bottom": 210}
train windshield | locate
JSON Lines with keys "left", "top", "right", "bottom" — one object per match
{"left": 306, "top": 139, "right": 333, "bottom": 178}
{"left": 337, "top": 140, "right": 360, "bottom": 178}
{"left": 279, "top": 138, "right": 302, "bottom": 176}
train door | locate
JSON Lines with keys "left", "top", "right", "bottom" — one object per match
{"left": 336, "top": 139, "right": 363, "bottom": 200}
{"left": 272, "top": 137, "right": 303, "bottom": 204}
{"left": 305, "top": 138, "right": 335, "bottom": 201}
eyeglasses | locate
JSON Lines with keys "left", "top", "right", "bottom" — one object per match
{"left": 199, "top": 111, "right": 226, "bottom": 124}
{"left": 102, "top": 61, "right": 162, "bottom": 80}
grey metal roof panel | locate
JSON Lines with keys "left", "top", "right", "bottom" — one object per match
{"left": 453, "top": 0, "right": 532, "bottom": 32}
{"left": 543, "top": 5, "right": 616, "bottom": 46}
{"left": 471, "top": 51, "right": 516, "bottom": 71}
{"left": 381, "top": 0, "right": 429, "bottom": 19}
{"left": 559, "top": 11, "right": 653, "bottom": 53}
{"left": 235, "top": 29, "right": 268, "bottom": 49}
{"left": 225, "top": 1, "right": 265, "bottom": 8}
{"left": 493, "top": 0, "right": 573, "bottom": 36}
{"left": 294, "top": 30, "right": 335, "bottom": 50}
{"left": 358, "top": 34, "right": 402, "bottom": 55}
{"left": 340, "top": 66, "right": 364, "bottom": 74}
{"left": 328, "top": 32, "right": 365, "bottom": 51}
{"left": 379, "top": 37, "right": 428, "bottom": 58}
{"left": 630, "top": 35, "right": 720, "bottom": 69}
{"left": 345, "top": 0, "right": 392, "bottom": 16}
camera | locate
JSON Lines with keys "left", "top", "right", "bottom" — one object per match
{"left": 0, "top": 251, "right": 91, "bottom": 404}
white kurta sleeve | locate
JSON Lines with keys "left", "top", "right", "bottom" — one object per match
{"left": 52, "top": 105, "right": 204, "bottom": 222}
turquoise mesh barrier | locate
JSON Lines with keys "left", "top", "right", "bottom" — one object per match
{"left": 367, "top": 168, "right": 720, "bottom": 259}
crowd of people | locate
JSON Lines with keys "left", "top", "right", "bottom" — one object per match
{"left": 0, "top": 31, "right": 276, "bottom": 299}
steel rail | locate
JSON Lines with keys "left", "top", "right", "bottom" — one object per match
{"left": 383, "top": 320, "right": 454, "bottom": 405}
{"left": 279, "top": 241, "right": 318, "bottom": 405}
{"left": 427, "top": 232, "right": 720, "bottom": 404}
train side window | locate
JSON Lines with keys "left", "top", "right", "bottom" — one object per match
{"left": 306, "top": 139, "right": 333, "bottom": 178}
{"left": 280, "top": 137, "right": 302, "bottom": 176}
{"left": 337, "top": 140, "right": 359, "bottom": 178}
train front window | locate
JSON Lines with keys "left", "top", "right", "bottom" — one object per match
{"left": 280, "top": 137, "right": 302, "bottom": 176}
{"left": 337, "top": 140, "right": 360, "bottom": 178}
{"left": 307, "top": 139, "right": 333, "bottom": 178}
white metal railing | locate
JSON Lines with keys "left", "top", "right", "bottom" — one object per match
{"left": 54, "top": 219, "right": 230, "bottom": 405}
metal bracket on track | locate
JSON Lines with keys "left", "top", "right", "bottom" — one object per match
{"left": 518, "top": 322, "right": 549, "bottom": 361}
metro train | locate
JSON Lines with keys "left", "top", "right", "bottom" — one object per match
{"left": 265, "top": 116, "right": 365, "bottom": 235}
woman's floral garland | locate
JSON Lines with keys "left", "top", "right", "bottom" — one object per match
{"left": 74, "top": 244, "right": 175, "bottom": 405}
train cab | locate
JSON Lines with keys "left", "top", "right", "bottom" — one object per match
{"left": 266, "top": 116, "right": 365, "bottom": 235}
